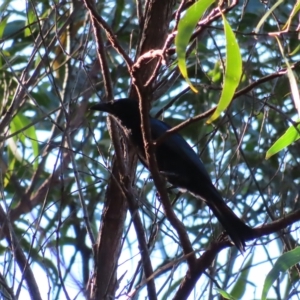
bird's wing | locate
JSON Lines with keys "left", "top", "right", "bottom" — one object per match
{"left": 150, "top": 118, "right": 212, "bottom": 182}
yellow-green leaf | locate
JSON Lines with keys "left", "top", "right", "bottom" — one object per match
{"left": 281, "top": 0, "right": 300, "bottom": 31}
{"left": 266, "top": 123, "right": 300, "bottom": 159}
{"left": 254, "top": 0, "right": 284, "bottom": 34}
{"left": 10, "top": 114, "right": 39, "bottom": 170}
{"left": 175, "top": 0, "right": 215, "bottom": 93}
{"left": 25, "top": 9, "right": 37, "bottom": 37}
{"left": 0, "top": 15, "right": 9, "bottom": 39}
{"left": 207, "top": 14, "right": 242, "bottom": 123}
{"left": 215, "top": 288, "right": 237, "bottom": 300}
{"left": 275, "top": 36, "right": 300, "bottom": 116}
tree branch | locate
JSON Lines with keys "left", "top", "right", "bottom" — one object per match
{"left": 174, "top": 208, "right": 300, "bottom": 299}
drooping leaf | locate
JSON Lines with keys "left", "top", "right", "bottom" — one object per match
{"left": 0, "top": 15, "right": 9, "bottom": 39}
{"left": 266, "top": 122, "right": 300, "bottom": 159}
{"left": 262, "top": 247, "right": 300, "bottom": 300}
{"left": 175, "top": 0, "right": 215, "bottom": 93}
{"left": 9, "top": 114, "right": 39, "bottom": 170}
{"left": 230, "top": 254, "right": 254, "bottom": 299}
{"left": 207, "top": 14, "right": 242, "bottom": 123}
{"left": 281, "top": 0, "right": 300, "bottom": 32}
{"left": 254, "top": 0, "right": 284, "bottom": 34}
{"left": 25, "top": 9, "right": 37, "bottom": 37}
{"left": 275, "top": 36, "right": 300, "bottom": 116}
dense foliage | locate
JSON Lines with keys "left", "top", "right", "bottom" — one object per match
{"left": 0, "top": 0, "right": 300, "bottom": 299}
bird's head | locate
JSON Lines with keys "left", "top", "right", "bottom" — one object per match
{"left": 90, "top": 98, "right": 141, "bottom": 131}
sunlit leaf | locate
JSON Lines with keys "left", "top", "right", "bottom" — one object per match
{"left": 282, "top": 0, "right": 300, "bottom": 31}
{"left": 9, "top": 114, "right": 39, "bottom": 170}
{"left": 266, "top": 122, "right": 300, "bottom": 159}
{"left": 0, "top": 15, "right": 9, "bottom": 39}
{"left": 275, "top": 36, "right": 300, "bottom": 116}
{"left": 25, "top": 9, "right": 36, "bottom": 37}
{"left": 207, "top": 14, "right": 242, "bottom": 123}
{"left": 254, "top": 0, "right": 284, "bottom": 34}
{"left": 215, "top": 288, "right": 237, "bottom": 300}
{"left": 175, "top": 0, "right": 215, "bottom": 93}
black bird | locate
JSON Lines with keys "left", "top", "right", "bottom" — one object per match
{"left": 90, "top": 98, "right": 254, "bottom": 251}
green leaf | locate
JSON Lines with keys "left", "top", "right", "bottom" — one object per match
{"left": 10, "top": 114, "right": 39, "bottom": 170}
{"left": 0, "top": 15, "right": 9, "bottom": 40}
{"left": 25, "top": 9, "right": 37, "bottom": 37}
{"left": 161, "top": 278, "right": 182, "bottom": 300}
{"left": 275, "top": 36, "right": 300, "bottom": 116}
{"left": 5, "top": 147, "right": 16, "bottom": 188}
{"left": 10, "top": 114, "right": 26, "bottom": 143}
{"left": 2, "top": 20, "right": 26, "bottom": 39}
{"left": 262, "top": 247, "right": 300, "bottom": 300}
{"left": 215, "top": 254, "right": 253, "bottom": 300}
{"left": 289, "top": 43, "right": 300, "bottom": 56}
{"left": 208, "top": 61, "right": 222, "bottom": 83}
{"left": 215, "top": 288, "right": 237, "bottom": 300}
{"left": 230, "top": 254, "right": 253, "bottom": 299}
{"left": 254, "top": 0, "right": 284, "bottom": 34}
{"left": 112, "top": 0, "right": 125, "bottom": 31}
{"left": 266, "top": 123, "right": 300, "bottom": 159}
{"left": 282, "top": 0, "right": 300, "bottom": 31}
{"left": 175, "top": 0, "right": 215, "bottom": 93}
{"left": 207, "top": 14, "right": 242, "bottom": 123}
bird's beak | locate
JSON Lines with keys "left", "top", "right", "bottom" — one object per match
{"left": 89, "top": 103, "right": 111, "bottom": 113}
